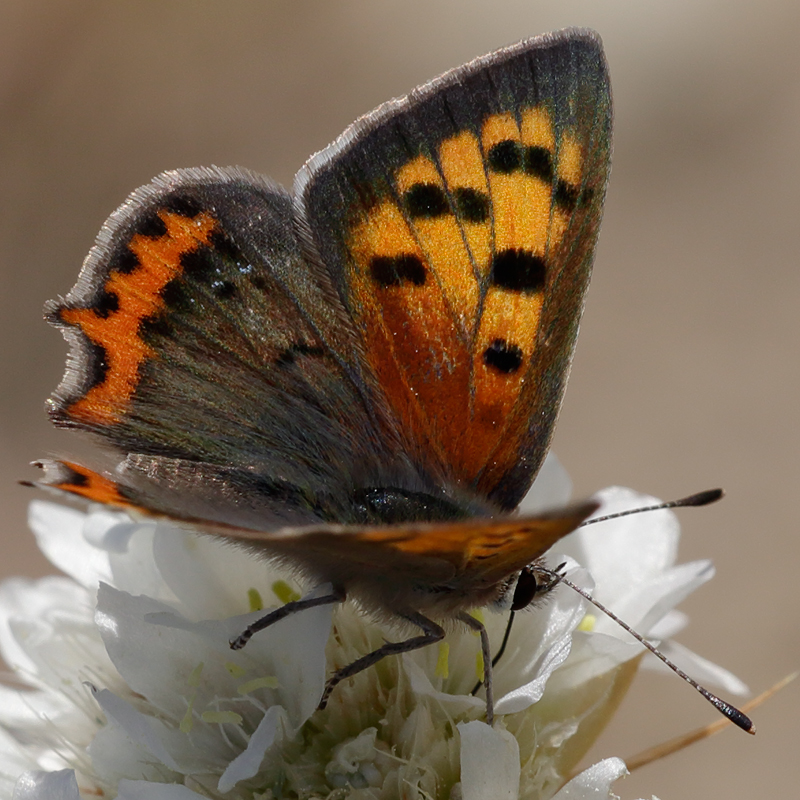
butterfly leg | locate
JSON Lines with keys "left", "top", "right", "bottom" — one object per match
{"left": 457, "top": 611, "right": 495, "bottom": 726}
{"left": 229, "top": 586, "right": 346, "bottom": 651}
{"left": 318, "top": 611, "right": 445, "bottom": 713}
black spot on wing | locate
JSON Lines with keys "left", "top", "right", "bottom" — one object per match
{"left": 114, "top": 248, "right": 140, "bottom": 275}
{"left": 524, "top": 146, "right": 554, "bottom": 183}
{"left": 157, "top": 280, "right": 191, "bottom": 314}
{"left": 87, "top": 340, "right": 110, "bottom": 387}
{"left": 94, "top": 290, "right": 120, "bottom": 319}
{"left": 488, "top": 140, "right": 523, "bottom": 173}
{"left": 490, "top": 249, "right": 546, "bottom": 293}
{"left": 138, "top": 211, "right": 168, "bottom": 239}
{"left": 209, "top": 230, "right": 244, "bottom": 265}
{"left": 483, "top": 339, "right": 523, "bottom": 374}
{"left": 404, "top": 183, "right": 450, "bottom": 218}
{"left": 453, "top": 187, "right": 489, "bottom": 223}
{"left": 145, "top": 246, "right": 236, "bottom": 311}
{"left": 176, "top": 233, "right": 248, "bottom": 299}
{"left": 60, "top": 465, "right": 89, "bottom": 488}
{"left": 554, "top": 180, "right": 580, "bottom": 213}
{"left": 179, "top": 246, "right": 216, "bottom": 280}
{"left": 370, "top": 254, "right": 427, "bottom": 287}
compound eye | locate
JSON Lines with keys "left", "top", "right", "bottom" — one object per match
{"left": 511, "top": 567, "right": 539, "bottom": 611}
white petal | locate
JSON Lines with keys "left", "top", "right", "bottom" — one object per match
{"left": 0, "top": 681, "right": 84, "bottom": 730}
{"left": 592, "top": 560, "right": 714, "bottom": 636}
{"left": 646, "top": 609, "right": 688, "bottom": 640}
{"left": 217, "top": 705, "right": 287, "bottom": 792}
{"left": 107, "top": 526, "right": 173, "bottom": 601}
{"left": 0, "top": 577, "right": 91, "bottom": 678}
{"left": 28, "top": 502, "right": 112, "bottom": 589}
{"left": 91, "top": 686, "right": 221, "bottom": 777}
{"left": 0, "top": 725, "right": 39, "bottom": 780}
{"left": 546, "top": 630, "right": 639, "bottom": 689}
{"left": 494, "top": 564, "right": 588, "bottom": 715}
{"left": 562, "top": 487, "right": 679, "bottom": 603}
{"left": 633, "top": 561, "right": 713, "bottom": 635}
{"left": 95, "top": 586, "right": 200, "bottom": 719}
{"left": 458, "top": 720, "right": 520, "bottom": 800}
{"left": 644, "top": 639, "right": 750, "bottom": 695}
{"left": 550, "top": 757, "right": 628, "bottom": 800}
{"left": 92, "top": 687, "right": 184, "bottom": 773}
{"left": 0, "top": 579, "right": 111, "bottom": 714}
{"left": 149, "top": 599, "right": 330, "bottom": 726}
{"left": 89, "top": 719, "right": 179, "bottom": 786}
{"left": 83, "top": 510, "right": 143, "bottom": 554}
{"left": 152, "top": 524, "right": 290, "bottom": 620}
{"left": 493, "top": 633, "right": 573, "bottom": 715}
{"left": 403, "top": 657, "right": 484, "bottom": 715}
{"left": 96, "top": 585, "right": 245, "bottom": 721}
{"left": 97, "top": 582, "right": 330, "bottom": 727}
{"left": 117, "top": 780, "right": 207, "bottom": 800}
{"left": 12, "top": 769, "right": 81, "bottom": 800}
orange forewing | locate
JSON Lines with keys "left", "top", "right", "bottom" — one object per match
{"left": 345, "top": 109, "right": 587, "bottom": 490}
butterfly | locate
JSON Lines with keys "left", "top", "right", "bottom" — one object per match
{"left": 35, "top": 27, "right": 612, "bottom": 724}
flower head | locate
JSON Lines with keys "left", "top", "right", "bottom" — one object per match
{"left": 0, "top": 456, "right": 746, "bottom": 799}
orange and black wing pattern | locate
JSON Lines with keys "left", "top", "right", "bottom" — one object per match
{"left": 42, "top": 30, "right": 610, "bottom": 534}
{"left": 43, "top": 168, "right": 414, "bottom": 525}
{"left": 297, "top": 29, "right": 611, "bottom": 510}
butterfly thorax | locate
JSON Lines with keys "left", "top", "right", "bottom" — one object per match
{"left": 348, "top": 487, "right": 479, "bottom": 525}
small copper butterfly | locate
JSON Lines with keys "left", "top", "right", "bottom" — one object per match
{"left": 35, "top": 28, "right": 612, "bottom": 724}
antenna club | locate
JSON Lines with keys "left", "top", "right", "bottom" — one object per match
{"left": 718, "top": 702, "right": 756, "bottom": 735}
{"left": 679, "top": 488, "right": 724, "bottom": 507}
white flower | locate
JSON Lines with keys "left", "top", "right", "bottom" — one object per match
{"left": 0, "top": 456, "right": 745, "bottom": 800}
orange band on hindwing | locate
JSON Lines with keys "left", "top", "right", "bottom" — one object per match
{"left": 43, "top": 460, "right": 134, "bottom": 507}
{"left": 56, "top": 209, "right": 218, "bottom": 426}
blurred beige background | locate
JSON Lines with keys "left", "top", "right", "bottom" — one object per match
{"left": 1, "top": 0, "right": 797, "bottom": 797}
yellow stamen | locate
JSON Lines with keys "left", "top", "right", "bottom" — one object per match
{"left": 272, "top": 580, "right": 301, "bottom": 604}
{"left": 247, "top": 587, "right": 263, "bottom": 611}
{"left": 435, "top": 642, "right": 450, "bottom": 678}
{"left": 225, "top": 661, "right": 248, "bottom": 678}
{"left": 475, "top": 649, "right": 484, "bottom": 681}
{"left": 578, "top": 613, "right": 596, "bottom": 632}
